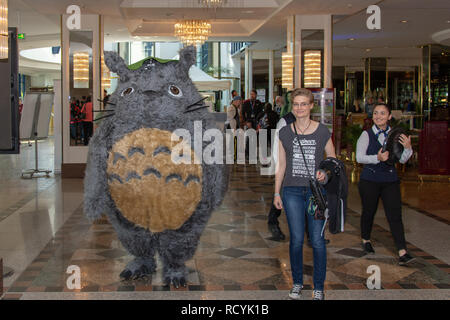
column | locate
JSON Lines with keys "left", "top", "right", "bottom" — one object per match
{"left": 61, "top": 14, "right": 103, "bottom": 177}
{"left": 268, "top": 50, "right": 274, "bottom": 104}
{"left": 244, "top": 48, "right": 253, "bottom": 99}
{"left": 290, "top": 15, "right": 333, "bottom": 88}
{"left": 364, "top": 57, "right": 387, "bottom": 102}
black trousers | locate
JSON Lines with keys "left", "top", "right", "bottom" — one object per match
{"left": 83, "top": 122, "right": 93, "bottom": 146}
{"left": 358, "top": 179, "right": 407, "bottom": 251}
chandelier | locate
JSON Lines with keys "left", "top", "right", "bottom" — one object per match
{"left": 101, "top": 56, "right": 111, "bottom": 89}
{"left": 174, "top": 20, "right": 211, "bottom": 46}
{"left": 73, "top": 52, "right": 90, "bottom": 88}
{"left": 198, "top": 0, "right": 227, "bottom": 8}
{"left": 281, "top": 52, "right": 293, "bottom": 90}
{"left": 0, "top": 0, "right": 8, "bottom": 59}
{"left": 304, "top": 50, "right": 321, "bottom": 88}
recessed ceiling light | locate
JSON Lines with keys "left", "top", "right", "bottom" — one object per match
{"left": 242, "top": 10, "right": 254, "bottom": 14}
{"left": 366, "top": 48, "right": 371, "bottom": 52}
{"left": 349, "top": 38, "right": 355, "bottom": 41}
{"left": 447, "top": 20, "right": 450, "bottom": 23}
{"left": 400, "top": 20, "right": 408, "bottom": 23}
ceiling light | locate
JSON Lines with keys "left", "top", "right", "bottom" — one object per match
{"left": 349, "top": 38, "right": 355, "bottom": 41}
{"left": 174, "top": 20, "right": 211, "bottom": 46}
{"left": 366, "top": 48, "right": 371, "bottom": 52}
{"left": 199, "top": 0, "right": 227, "bottom": 8}
{"left": 0, "top": 0, "right": 8, "bottom": 59}
{"left": 281, "top": 52, "right": 293, "bottom": 90}
{"left": 242, "top": 10, "right": 254, "bottom": 14}
{"left": 304, "top": 50, "right": 322, "bottom": 88}
{"left": 400, "top": 20, "right": 408, "bottom": 23}
{"left": 73, "top": 52, "right": 90, "bottom": 88}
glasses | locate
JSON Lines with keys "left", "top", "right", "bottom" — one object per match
{"left": 293, "top": 102, "right": 311, "bottom": 108}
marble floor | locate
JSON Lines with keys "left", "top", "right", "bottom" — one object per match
{"left": 0, "top": 138, "right": 449, "bottom": 300}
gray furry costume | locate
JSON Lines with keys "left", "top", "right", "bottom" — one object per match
{"left": 83, "top": 46, "right": 228, "bottom": 287}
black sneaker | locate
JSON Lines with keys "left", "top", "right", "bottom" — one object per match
{"left": 399, "top": 253, "right": 416, "bottom": 266}
{"left": 362, "top": 242, "right": 375, "bottom": 254}
{"left": 268, "top": 223, "right": 285, "bottom": 241}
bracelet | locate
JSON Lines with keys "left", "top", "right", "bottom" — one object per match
{"left": 274, "top": 193, "right": 280, "bottom": 197}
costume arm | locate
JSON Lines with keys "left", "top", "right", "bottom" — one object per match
{"left": 83, "top": 122, "right": 112, "bottom": 221}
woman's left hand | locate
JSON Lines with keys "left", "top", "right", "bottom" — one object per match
{"left": 399, "top": 134, "right": 412, "bottom": 149}
{"left": 316, "top": 170, "right": 326, "bottom": 182}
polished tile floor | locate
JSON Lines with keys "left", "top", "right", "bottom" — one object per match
{"left": 1, "top": 138, "right": 449, "bottom": 300}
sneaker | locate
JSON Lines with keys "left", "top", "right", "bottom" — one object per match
{"left": 362, "top": 241, "right": 375, "bottom": 254}
{"left": 268, "top": 223, "right": 286, "bottom": 241}
{"left": 312, "top": 290, "right": 325, "bottom": 300}
{"left": 288, "top": 284, "right": 303, "bottom": 300}
{"left": 399, "top": 253, "right": 416, "bottom": 266}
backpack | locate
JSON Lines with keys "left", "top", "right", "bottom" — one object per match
{"left": 319, "top": 157, "right": 348, "bottom": 234}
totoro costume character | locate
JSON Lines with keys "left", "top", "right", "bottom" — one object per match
{"left": 83, "top": 46, "right": 228, "bottom": 287}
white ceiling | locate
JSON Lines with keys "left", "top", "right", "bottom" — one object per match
{"left": 8, "top": 0, "right": 450, "bottom": 75}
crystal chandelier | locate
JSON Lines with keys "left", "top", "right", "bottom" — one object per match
{"left": 198, "top": 0, "right": 227, "bottom": 8}
{"left": 73, "top": 52, "right": 90, "bottom": 88}
{"left": 174, "top": 20, "right": 211, "bottom": 46}
{"left": 101, "top": 55, "right": 111, "bottom": 89}
{"left": 281, "top": 52, "right": 293, "bottom": 90}
{"left": 0, "top": 0, "right": 8, "bottom": 59}
{"left": 304, "top": 50, "right": 321, "bottom": 88}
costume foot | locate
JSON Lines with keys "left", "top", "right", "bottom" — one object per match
{"left": 163, "top": 265, "right": 188, "bottom": 288}
{"left": 120, "top": 257, "right": 156, "bottom": 280}
{"left": 268, "top": 223, "right": 285, "bottom": 241}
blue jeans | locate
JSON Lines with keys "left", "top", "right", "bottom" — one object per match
{"left": 282, "top": 186, "right": 327, "bottom": 291}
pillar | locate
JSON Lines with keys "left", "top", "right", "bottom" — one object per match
{"left": 244, "top": 48, "right": 253, "bottom": 99}
{"left": 61, "top": 13, "right": 103, "bottom": 177}
{"left": 288, "top": 15, "right": 333, "bottom": 88}
{"left": 268, "top": 50, "right": 274, "bottom": 104}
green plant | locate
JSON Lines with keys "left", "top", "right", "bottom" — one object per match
{"left": 344, "top": 124, "right": 363, "bottom": 151}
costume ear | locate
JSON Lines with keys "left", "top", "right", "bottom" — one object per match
{"left": 178, "top": 45, "right": 196, "bottom": 72}
{"left": 104, "top": 51, "right": 129, "bottom": 79}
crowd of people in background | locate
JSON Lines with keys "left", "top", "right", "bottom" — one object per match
{"left": 225, "top": 89, "right": 284, "bottom": 158}
{"left": 70, "top": 95, "right": 93, "bottom": 146}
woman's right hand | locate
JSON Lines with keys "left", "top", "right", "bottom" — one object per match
{"left": 377, "top": 148, "right": 389, "bottom": 162}
{"left": 273, "top": 195, "right": 283, "bottom": 210}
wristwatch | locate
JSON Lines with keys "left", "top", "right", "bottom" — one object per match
{"left": 274, "top": 193, "right": 280, "bottom": 197}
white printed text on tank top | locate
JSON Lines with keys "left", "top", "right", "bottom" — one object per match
{"left": 292, "top": 138, "right": 316, "bottom": 178}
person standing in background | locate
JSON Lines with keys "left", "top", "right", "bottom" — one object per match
{"left": 242, "top": 89, "right": 263, "bottom": 129}
{"left": 365, "top": 97, "right": 375, "bottom": 118}
{"left": 18, "top": 98, "right": 23, "bottom": 124}
{"left": 274, "top": 96, "right": 285, "bottom": 116}
{"left": 81, "top": 96, "right": 94, "bottom": 146}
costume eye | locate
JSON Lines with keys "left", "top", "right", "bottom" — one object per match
{"left": 121, "top": 87, "right": 134, "bottom": 96}
{"left": 169, "top": 85, "right": 182, "bottom": 97}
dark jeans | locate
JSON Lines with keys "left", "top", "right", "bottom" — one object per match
{"left": 282, "top": 186, "right": 327, "bottom": 290}
{"left": 83, "top": 121, "right": 93, "bottom": 146}
{"left": 358, "top": 179, "right": 407, "bottom": 251}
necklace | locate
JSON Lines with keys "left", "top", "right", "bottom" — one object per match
{"left": 295, "top": 120, "right": 311, "bottom": 135}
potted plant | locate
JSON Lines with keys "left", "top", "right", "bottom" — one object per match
{"left": 344, "top": 123, "right": 363, "bottom": 163}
